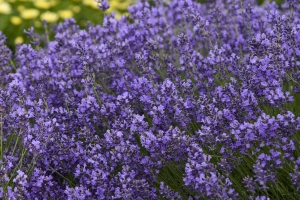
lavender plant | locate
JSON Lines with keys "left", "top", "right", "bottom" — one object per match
{"left": 1, "top": 0, "right": 300, "bottom": 199}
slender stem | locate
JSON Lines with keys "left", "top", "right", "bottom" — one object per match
{"left": 285, "top": 72, "right": 300, "bottom": 85}
{"left": 10, "top": 59, "right": 17, "bottom": 71}
{"left": 6, "top": 148, "right": 28, "bottom": 188}
{"left": 11, "top": 137, "right": 19, "bottom": 157}
{"left": 48, "top": 165, "right": 71, "bottom": 182}
{"left": 0, "top": 113, "right": 3, "bottom": 162}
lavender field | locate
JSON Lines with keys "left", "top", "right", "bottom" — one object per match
{"left": 1, "top": 0, "right": 300, "bottom": 199}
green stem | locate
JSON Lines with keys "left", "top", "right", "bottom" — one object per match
{"left": 0, "top": 113, "right": 3, "bottom": 162}
{"left": 10, "top": 59, "right": 17, "bottom": 71}
{"left": 48, "top": 165, "right": 70, "bottom": 180}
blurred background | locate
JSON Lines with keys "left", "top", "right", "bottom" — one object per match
{"left": 0, "top": 0, "right": 283, "bottom": 52}
{"left": 0, "top": 0, "right": 134, "bottom": 51}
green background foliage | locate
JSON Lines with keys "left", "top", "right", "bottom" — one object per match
{"left": 0, "top": 0, "right": 133, "bottom": 51}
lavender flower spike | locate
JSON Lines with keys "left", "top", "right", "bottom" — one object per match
{"left": 94, "top": 0, "right": 110, "bottom": 11}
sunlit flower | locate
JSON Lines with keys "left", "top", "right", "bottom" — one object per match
{"left": 49, "top": 0, "right": 58, "bottom": 7}
{"left": 71, "top": 5, "right": 81, "bottom": 13}
{"left": 34, "top": 0, "right": 52, "bottom": 9}
{"left": 105, "top": 0, "right": 132, "bottom": 19}
{"left": 58, "top": 10, "right": 73, "bottom": 19}
{"left": 0, "top": 2, "right": 12, "bottom": 15}
{"left": 40, "top": 11, "right": 59, "bottom": 23}
{"left": 34, "top": 21, "right": 42, "bottom": 27}
{"left": 17, "top": 5, "right": 25, "bottom": 12}
{"left": 10, "top": 16, "right": 22, "bottom": 25}
{"left": 108, "top": 0, "right": 132, "bottom": 11}
{"left": 89, "top": 0, "right": 99, "bottom": 9}
{"left": 83, "top": 0, "right": 91, "bottom": 6}
{"left": 20, "top": 9, "right": 40, "bottom": 20}
{"left": 14, "top": 36, "right": 23, "bottom": 44}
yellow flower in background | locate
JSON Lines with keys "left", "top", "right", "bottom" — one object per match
{"left": 83, "top": 0, "right": 99, "bottom": 8}
{"left": 107, "top": 0, "right": 132, "bottom": 19}
{"left": 40, "top": 11, "right": 59, "bottom": 23}
{"left": 0, "top": 2, "right": 12, "bottom": 15}
{"left": 71, "top": 5, "right": 81, "bottom": 13}
{"left": 76, "top": 0, "right": 134, "bottom": 18}
{"left": 83, "top": 0, "right": 91, "bottom": 6}
{"left": 21, "top": 9, "right": 40, "bottom": 20}
{"left": 108, "top": 0, "right": 132, "bottom": 11}
{"left": 82, "top": 0, "right": 132, "bottom": 19}
{"left": 58, "top": 10, "right": 73, "bottom": 19}
{"left": 17, "top": 5, "right": 25, "bottom": 12}
{"left": 34, "top": 21, "right": 42, "bottom": 27}
{"left": 15, "top": 36, "right": 24, "bottom": 44}
{"left": 11, "top": 16, "right": 22, "bottom": 25}
{"left": 34, "top": 0, "right": 52, "bottom": 9}
{"left": 49, "top": 0, "right": 59, "bottom": 7}
{"left": 89, "top": 0, "right": 99, "bottom": 9}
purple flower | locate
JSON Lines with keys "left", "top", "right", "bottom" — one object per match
{"left": 94, "top": 0, "right": 110, "bottom": 11}
{"left": 0, "top": 0, "right": 300, "bottom": 198}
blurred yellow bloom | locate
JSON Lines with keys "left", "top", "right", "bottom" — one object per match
{"left": 0, "top": 2, "right": 12, "bottom": 15}
{"left": 10, "top": 16, "right": 22, "bottom": 25}
{"left": 82, "top": 0, "right": 89, "bottom": 6}
{"left": 49, "top": 0, "right": 59, "bottom": 7}
{"left": 15, "top": 36, "right": 24, "bottom": 44}
{"left": 71, "top": 5, "right": 81, "bottom": 13}
{"left": 21, "top": 9, "right": 40, "bottom": 20}
{"left": 34, "top": 1, "right": 52, "bottom": 9}
{"left": 108, "top": 0, "right": 132, "bottom": 11}
{"left": 83, "top": 0, "right": 94, "bottom": 7}
{"left": 58, "top": 10, "right": 73, "bottom": 19}
{"left": 82, "top": 0, "right": 132, "bottom": 16}
{"left": 34, "top": 21, "right": 42, "bottom": 27}
{"left": 40, "top": 11, "right": 59, "bottom": 23}
{"left": 17, "top": 5, "right": 25, "bottom": 12}
{"left": 89, "top": 0, "right": 98, "bottom": 9}
{"left": 115, "top": 13, "right": 122, "bottom": 20}
{"left": 106, "top": 0, "right": 132, "bottom": 19}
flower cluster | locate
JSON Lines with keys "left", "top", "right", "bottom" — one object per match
{"left": 1, "top": 0, "right": 300, "bottom": 199}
